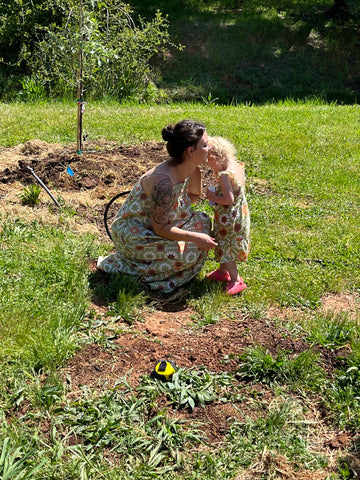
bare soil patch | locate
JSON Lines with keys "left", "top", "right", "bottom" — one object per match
{"left": 1, "top": 140, "right": 359, "bottom": 475}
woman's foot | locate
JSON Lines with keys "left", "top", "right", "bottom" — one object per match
{"left": 226, "top": 280, "right": 247, "bottom": 295}
{"left": 207, "top": 270, "right": 231, "bottom": 282}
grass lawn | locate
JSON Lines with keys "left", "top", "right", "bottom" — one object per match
{"left": 0, "top": 100, "right": 360, "bottom": 479}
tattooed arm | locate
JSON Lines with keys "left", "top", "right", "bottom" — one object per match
{"left": 150, "top": 176, "right": 173, "bottom": 231}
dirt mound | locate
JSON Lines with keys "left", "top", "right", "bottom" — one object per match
{"left": 63, "top": 315, "right": 311, "bottom": 391}
{"left": 0, "top": 140, "right": 167, "bottom": 192}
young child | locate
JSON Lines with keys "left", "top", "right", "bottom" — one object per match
{"left": 206, "top": 136, "right": 250, "bottom": 295}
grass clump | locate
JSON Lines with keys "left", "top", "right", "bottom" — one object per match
{"left": 233, "top": 346, "right": 325, "bottom": 390}
{"left": 20, "top": 184, "right": 42, "bottom": 206}
{"left": 322, "top": 350, "right": 360, "bottom": 431}
{"left": 107, "top": 275, "right": 149, "bottom": 325}
{"left": 306, "top": 312, "right": 359, "bottom": 349}
{"left": 0, "top": 437, "right": 44, "bottom": 480}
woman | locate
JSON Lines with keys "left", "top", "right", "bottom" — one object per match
{"left": 97, "top": 119, "right": 217, "bottom": 292}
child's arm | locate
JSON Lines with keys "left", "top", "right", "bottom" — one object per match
{"left": 236, "top": 162, "right": 245, "bottom": 187}
{"left": 206, "top": 173, "right": 234, "bottom": 206}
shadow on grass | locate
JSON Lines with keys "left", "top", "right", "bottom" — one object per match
{"left": 138, "top": 0, "right": 360, "bottom": 104}
{"left": 88, "top": 269, "right": 195, "bottom": 313}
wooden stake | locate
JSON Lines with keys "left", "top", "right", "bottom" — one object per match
{"left": 77, "top": 0, "right": 84, "bottom": 154}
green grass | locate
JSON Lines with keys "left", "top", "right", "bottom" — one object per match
{"left": 233, "top": 346, "right": 325, "bottom": 389}
{"left": 0, "top": 217, "right": 98, "bottom": 371}
{"left": 1, "top": 100, "right": 360, "bottom": 479}
{"left": 2, "top": 0, "right": 359, "bottom": 105}
{"left": 1, "top": 99, "right": 359, "bottom": 313}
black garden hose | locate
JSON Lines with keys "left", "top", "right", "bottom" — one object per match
{"left": 103, "top": 190, "right": 130, "bottom": 240}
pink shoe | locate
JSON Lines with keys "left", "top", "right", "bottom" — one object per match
{"left": 207, "top": 270, "right": 231, "bottom": 282}
{"left": 226, "top": 281, "right": 247, "bottom": 295}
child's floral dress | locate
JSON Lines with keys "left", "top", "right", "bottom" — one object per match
{"left": 97, "top": 176, "right": 211, "bottom": 292}
{"left": 212, "top": 168, "right": 250, "bottom": 263}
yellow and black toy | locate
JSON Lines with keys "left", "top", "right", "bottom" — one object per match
{"left": 153, "top": 360, "right": 176, "bottom": 382}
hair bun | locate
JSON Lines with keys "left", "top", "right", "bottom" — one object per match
{"left": 161, "top": 125, "right": 174, "bottom": 142}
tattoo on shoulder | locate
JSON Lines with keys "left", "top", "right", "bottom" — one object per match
{"left": 151, "top": 177, "right": 173, "bottom": 226}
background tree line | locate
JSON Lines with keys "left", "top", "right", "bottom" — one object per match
{"left": 0, "top": 0, "right": 359, "bottom": 103}
{"left": 0, "top": 0, "right": 175, "bottom": 101}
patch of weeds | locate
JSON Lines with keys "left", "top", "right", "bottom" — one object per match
{"left": 188, "top": 286, "right": 227, "bottom": 326}
{"left": 225, "top": 400, "right": 329, "bottom": 472}
{"left": 108, "top": 290, "right": 147, "bottom": 325}
{"left": 322, "top": 353, "right": 360, "bottom": 431}
{"left": 91, "top": 271, "right": 144, "bottom": 304}
{"left": 0, "top": 437, "right": 45, "bottom": 480}
{"left": 79, "top": 314, "right": 125, "bottom": 350}
{"left": 236, "top": 299, "right": 266, "bottom": 321}
{"left": 46, "top": 195, "right": 76, "bottom": 217}
{"left": 0, "top": 365, "right": 65, "bottom": 415}
{"left": 20, "top": 184, "right": 42, "bottom": 206}
{"left": 85, "top": 328, "right": 122, "bottom": 350}
{"left": 337, "top": 456, "right": 354, "bottom": 479}
{"left": 54, "top": 382, "right": 204, "bottom": 473}
{"left": 19, "top": 75, "right": 47, "bottom": 103}
{"left": 233, "top": 346, "right": 325, "bottom": 390}
{"left": 187, "top": 273, "right": 237, "bottom": 326}
{"left": 30, "top": 312, "right": 85, "bottom": 372}
{"left": 306, "top": 312, "right": 359, "bottom": 349}
{"left": 25, "top": 371, "right": 64, "bottom": 411}
{"left": 139, "top": 366, "right": 240, "bottom": 411}
{"left": 56, "top": 196, "right": 77, "bottom": 217}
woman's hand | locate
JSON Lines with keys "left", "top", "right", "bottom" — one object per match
{"left": 192, "top": 232, "right": 218, "bottom": 251}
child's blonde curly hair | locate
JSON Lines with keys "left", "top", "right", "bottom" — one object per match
{"left": 208, "top": 136, "right": 237, "bottom": 170}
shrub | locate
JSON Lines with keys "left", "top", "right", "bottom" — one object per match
{"left": 0, "top": 0, "right": 176, "bottom": 101}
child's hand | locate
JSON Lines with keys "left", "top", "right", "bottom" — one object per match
{"left": 206, "top": 187, "right": 216, "bottom": 205}
{"left": 206, "top": 186, "right": 216, "bottom": 199}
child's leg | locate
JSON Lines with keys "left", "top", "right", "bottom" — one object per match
{"left": 222, "top": 261, "right": 240, "bottom": 283}
{"left": 223, "top": 261, "right": 247, "bottom": 295}
{"left": 217, "top": 263, "right": 230, "bottom": 275}
{"left": 207, "top": 265, "right": 231, "bottom": 282}
{"left": 207, "top": 261, "right": 243, "bottom": 283}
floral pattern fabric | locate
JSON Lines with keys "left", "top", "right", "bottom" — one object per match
{"left": 97, "top": 177, "right": 211, "bottom": 292}
{"left": 212, "top": 168, "right": 250, "bottom": 263}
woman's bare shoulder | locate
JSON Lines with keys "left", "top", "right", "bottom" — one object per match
{"left": 141, "top": 166, "right": 173, "bottom": 197}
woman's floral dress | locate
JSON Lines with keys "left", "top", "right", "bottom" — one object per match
{"left": 212, "top": 168, "right": 250, "bottom": 263}
{"left": 97, "top": 176, "right": 211, "bottom": 292}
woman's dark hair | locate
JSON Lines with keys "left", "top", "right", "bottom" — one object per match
{"left": 161, "top": 119, "right": 206, "bottom": 164}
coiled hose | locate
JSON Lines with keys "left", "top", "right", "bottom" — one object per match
{"left": 103, "top": 190, "right": 130, "bottom": 240}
